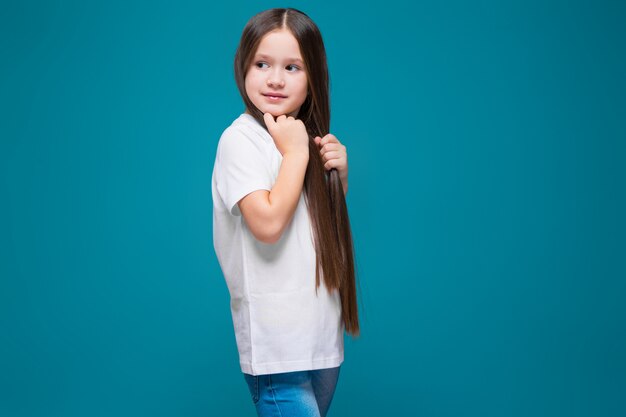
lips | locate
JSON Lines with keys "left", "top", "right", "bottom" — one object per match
{"left": 262, "top": 92, "right": 287, "bottom": 98}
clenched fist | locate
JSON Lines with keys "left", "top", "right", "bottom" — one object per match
{"left": 314, "top": 133, "right": 349, "bottom": 195}
{"left": 263, "top": 113, "right": 309, "bottom": 158}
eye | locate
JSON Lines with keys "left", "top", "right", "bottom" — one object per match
{"left": 286, "top": 64, "right": 300, "bottom": 72}
{"left": 255, "top": 62, "right": 269, "bottom": 69}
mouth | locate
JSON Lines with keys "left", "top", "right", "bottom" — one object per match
{"left": 262, "top": 92, "right": 287, "bottom": 99}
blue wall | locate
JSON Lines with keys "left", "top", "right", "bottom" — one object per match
{"left": 1, "top": 1, "right": 624, "bottom": 416}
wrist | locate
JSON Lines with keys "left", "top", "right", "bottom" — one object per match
{"left": 283, "top": 150, "right": 309, "bottom": 162}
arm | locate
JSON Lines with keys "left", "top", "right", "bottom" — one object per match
{"left": 238, "top": 152, "right": 308, "bottom": 244}
{"left": 238, "top": 113, "right": 310, "bottom": 244}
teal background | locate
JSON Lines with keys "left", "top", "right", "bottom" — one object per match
{"left": 1, "top": 0, "right": 625, "bottom": 416}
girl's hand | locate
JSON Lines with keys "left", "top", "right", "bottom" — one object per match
{"left": 263, "top": 113, "right": 309, "bottom": 158}
{"left": 314, "top": 133, "right": 348, "bottom": 194}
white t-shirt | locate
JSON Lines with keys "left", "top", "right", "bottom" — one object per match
{"left": 211, "top": 113, "right": 344, "bottom": 376}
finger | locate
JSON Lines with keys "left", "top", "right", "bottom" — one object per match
{"left": 321, "top": 150, "right": 343, "bottom": 161}
{"left": 324, "top": 159, "right": 342, "bottom": 170}
{"left": 263, "top": 113, "right": 275, "bottom": 128}
{"left": 314, "top": 136, "right": 322, "bottom": 146}
{"left": 320, "top": 143, "right": 341, "bottom": 155}
{"left": 276, "top": 114, "right": 287, "bottom": 122}
{"left": 322, "top": 145, "right": 347, "bottom": 158}
{"left": 321, "top": 133, "right": 339, "bottom": 145}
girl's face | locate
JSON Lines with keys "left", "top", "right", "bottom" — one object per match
{"left": 245, "top": 29, "right": 308, "bottom": 118}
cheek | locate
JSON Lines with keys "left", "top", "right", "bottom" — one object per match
{"left": 294, "top": 75, "right": 308, "bottom": 96}
{"left": 244, "top": 72, "right": 260, "bottom": 91}
{"left": 299, "top": 83, "right": 310, "bottom": 99}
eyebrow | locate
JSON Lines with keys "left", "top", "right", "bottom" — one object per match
{"left": 254, "top": 53, "right": 304, "bottom": 65}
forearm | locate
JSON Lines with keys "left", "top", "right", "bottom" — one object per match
{"left": 267, "top": 152, "right": 309, "bottom": 237}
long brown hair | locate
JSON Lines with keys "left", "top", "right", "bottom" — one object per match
{"left": 233, "top": 8, "right": 360, "bottom": 336}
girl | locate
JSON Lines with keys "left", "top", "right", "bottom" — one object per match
{"left": 211, "top": 8, "right": 359, "bottom": 417}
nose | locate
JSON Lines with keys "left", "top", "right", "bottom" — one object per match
{"left": 266, "top": 71, "right": 285, "bottom": 88}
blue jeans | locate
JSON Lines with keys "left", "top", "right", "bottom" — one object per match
{"left": 243, "top": 366, "right": 341, "bottom": 417}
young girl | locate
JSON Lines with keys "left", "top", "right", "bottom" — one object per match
{"left": 211, "top": 8, "right": 359, "bottom": 417}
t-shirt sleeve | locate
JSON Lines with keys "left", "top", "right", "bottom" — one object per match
{"left": 214, "top": 125, "right": 274, "bottom": 217}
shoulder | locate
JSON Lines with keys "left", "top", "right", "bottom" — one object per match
{"left": 218, "top": 115, "right": 271, "bottom": 152}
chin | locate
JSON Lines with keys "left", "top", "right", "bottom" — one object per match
{"left": 265, "top": 108, "right": 293, "bottom": 117}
